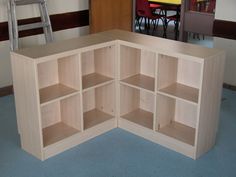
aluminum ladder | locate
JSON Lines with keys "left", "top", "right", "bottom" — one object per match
{"left": 7, "top": 0, "right": 53, "bottom": 51}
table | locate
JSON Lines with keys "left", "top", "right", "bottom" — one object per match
{"left": 148, "top": 0, "right": 181, "bottom": 40}
{"left": 149, "top": 0, "right": 181, "bottom": 5}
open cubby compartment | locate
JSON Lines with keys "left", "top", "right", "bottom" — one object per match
{"left": 120, "top": 84, "right": 154, "bottom": 129}
{"left": 120, "top": 45, "right": 156, "bottom": 91}
{"left": 156, "top": 94, "right": 198, "bottom": 146}
{"left": 157, "top": 54, "right": 203, "bottom": 104}
{"left": 81, "top": 45, "right": 116, "bottom": 90}
{"left": 41, "top": 94, "right": 82, "bottom": 147}
{"left": 83, "top": 82, "right": 115, "bottom": 130}
{"left": 37, "top": 54, "right": 80, "bottom": 105}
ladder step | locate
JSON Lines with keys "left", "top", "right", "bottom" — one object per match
{"left": 14, "top": 0, "right": 45, "bottom": 6}
{"left": 18, "top": 22, "right": 50, "bottom": 31}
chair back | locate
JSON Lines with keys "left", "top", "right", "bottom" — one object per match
{"left": 136, "top": 0, "right": 153, "bottom": 17}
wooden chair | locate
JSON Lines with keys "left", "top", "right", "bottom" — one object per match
{"left": 135, "top": 0, "right": 164, "bottom": 35}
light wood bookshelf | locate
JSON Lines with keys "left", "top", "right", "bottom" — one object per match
{"left": 11, "top": 30, "right": 225, "bottom": 160}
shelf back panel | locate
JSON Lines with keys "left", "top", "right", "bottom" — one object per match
{"left": 95, "top": 83, "right": 115, "bottom": 116}
{"left": 158, "top": 54, "right": 178, "bottom": 89}
{"left": 83, "top": 89, "right": 96, "bottom": 113}
{"left": 140, "top": 49, "right": 156, "bottom": 78}
{"left": 120, "top": 84, "right": 140, "bottom": 115}
{"left": 139, "top": 90, "right": 155, "bottom": 113}
{"left": 38, "top": 60, "right": 59, "bottom": 89}
{"left": 61, "top": 95, "right": 82, "bottom": 130}
{"left": 175, "top": 99, "right": 197, "bottom": 128}
{"left": 94, "top": 46, "right": 116, "bottom": 78}
{"left": 120, "top": 45, "right": 141, "bottom": 79}
{"left": 177, "top": 58, "right": 202, "bottom": 89}
{"left": 41, "top": 101, "right": 61, "bottom": 129}
{"left": 156, "top": 94, "right": 175, "bottom": 129}
{"left": 58, "top": 55, "right": 80, "bottom": 90}
{"left": 81, "top": 51, "right": 95, "bottom": 76}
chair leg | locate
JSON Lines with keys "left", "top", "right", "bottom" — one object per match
{"left": 136, "top": 16, "right": 144, "bottom": 33}
{"left": 151, "top": 19, "right": 156, "bottom": 35}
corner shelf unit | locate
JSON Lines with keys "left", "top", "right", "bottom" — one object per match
{"left": 11, "top": 30, "right": 225, "bottom": 160}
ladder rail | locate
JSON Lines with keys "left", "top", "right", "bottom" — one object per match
{"left": 39, "top": 1, "right": 53, "bottom": 42}
{"left": 7, "top": 2, "right": 14, "bottom": 51}
{"left": 7, "top": 0, "right": 53, "bottom": 51}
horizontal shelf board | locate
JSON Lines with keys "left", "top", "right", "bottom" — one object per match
{"left": 40, "top": 84, "right": 78, "bottom": 105}
{"left": 43, "top": 122, "right": 80, "bottom": 147}
{"left": 159, "top": 83, "right": 199, "bottom": 104}
{"left": 121, "top": 108, "right": 153, "bottom": 129}
{"left": 121, "top": 74, "right": 155, "bottom": 91}
{"left": 158, "top": 121, "right": 195, "bottom": 146}
{"left": 82, "top": 73, "right": 113, "bottom": 90}
{"left": 84, "top": 109, "right": 114, "bottom": 130}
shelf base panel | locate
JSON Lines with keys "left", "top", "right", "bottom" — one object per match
{"left": 158, "top": 121, "right": 195, "bottom": 146}
{"left": 159, "top": 83, "right": 199, "bottom": 104}
{"left": 82, "top": 73, "right": 113, "bottom": 89}
{"left": 43, "top": 122, "right": 80, "bottom": 147}
{"left": 40, "top": 84, "right": 78, "bottom": 104}
{"left": 121, "top": 108, "right": 153, "bottom": 129}
{"left": 84, "top": 109, "right": 114, "bottom": 130}
{"left": 121, "top": 74, "right": 155, "bottom": 91}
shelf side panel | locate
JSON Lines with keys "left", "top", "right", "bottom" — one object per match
{"left": 58, "top": 55, "right": 80, "bottom": 90}
{"left": 11, "top": 53, "right": 43, "bottom": 159}
{"left": 196, "top": 53, "right": 225, "bottom": 158}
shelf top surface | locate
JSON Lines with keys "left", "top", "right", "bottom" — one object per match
{"left": 13, "top": 30, "right": 224, "bottom": 60}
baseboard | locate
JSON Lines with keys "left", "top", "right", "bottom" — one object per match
{"left": 0, "top": 10, "right": 89, "bottom": 41}
{"left": 223, "top": 83, "right": 236, "bottom": 91}
{"left": 213, "top": 19, "right": 236, "bottom": 40}
{"left": 0, "top": 85, "right": 13, "bottom": 97}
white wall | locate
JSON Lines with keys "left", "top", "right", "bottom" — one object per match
{"left": 0, "top": 0, "right": 89, "bottom": 88}
{"left": 214, "top": 0, "right": 236, "bottom": 86}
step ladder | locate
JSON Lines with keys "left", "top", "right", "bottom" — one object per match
{"left": 7, "top": 0, "right": 53, "bottom": 51}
